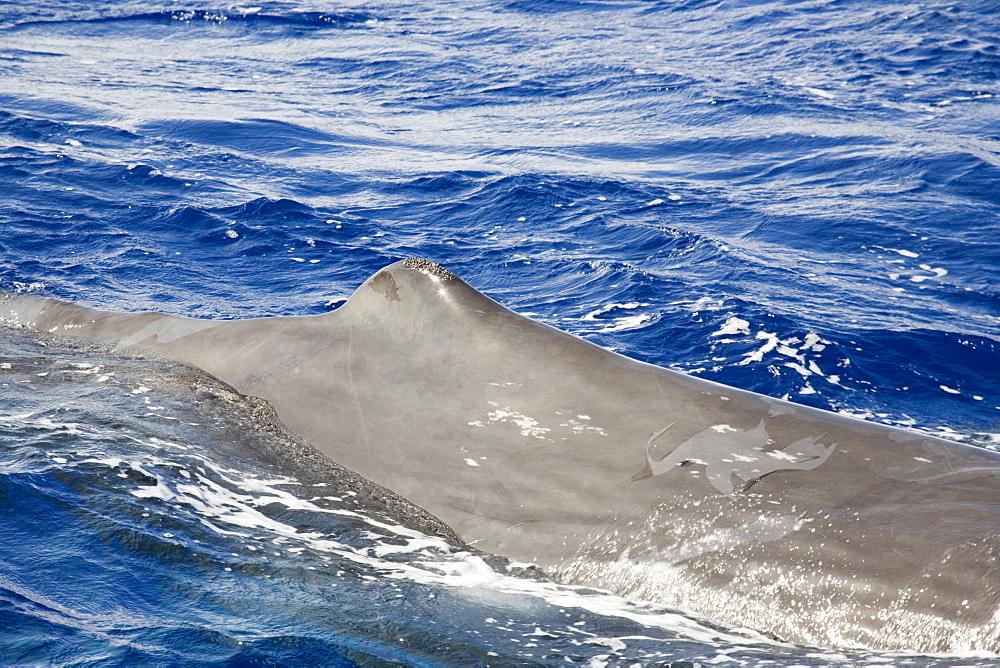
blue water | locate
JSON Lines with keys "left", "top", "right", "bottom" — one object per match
{"left": 1, "top": 0, "right": 999, "bottom": 664}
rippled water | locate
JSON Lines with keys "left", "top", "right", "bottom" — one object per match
{"left": 1, "top": 0, "right": 998, "bottom": 664}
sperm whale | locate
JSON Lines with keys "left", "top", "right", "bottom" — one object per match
{"left": 2, "top": 258, "right": 998, "bottom": 652}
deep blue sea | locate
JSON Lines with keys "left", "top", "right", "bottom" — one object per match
{"left": 1, "top": 0, "right": 999, "bottom": 664}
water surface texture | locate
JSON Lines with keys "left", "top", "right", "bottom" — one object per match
{"left": 1, "top": 0, "right": 999, "bottom": 664}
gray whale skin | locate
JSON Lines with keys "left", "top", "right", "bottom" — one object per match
{"left": 2, "top": 258, "right": 998, "bottom": 653}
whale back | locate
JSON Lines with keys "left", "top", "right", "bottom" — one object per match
{"left": 2, "top": 258, "right": 999, "bottom": 651}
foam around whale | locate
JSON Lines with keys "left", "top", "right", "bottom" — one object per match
{"left": 2, "top": 259, "right": 999, "bottom": 652}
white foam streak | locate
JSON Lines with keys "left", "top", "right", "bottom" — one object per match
{"left": 385, "top": 555, "right": 771, "bottom": 648}
{"left": 711, "top": 317, "right": 750, "bottom": 337}
{"left": 598, "top": 314, "right": 651, "bottom": 333}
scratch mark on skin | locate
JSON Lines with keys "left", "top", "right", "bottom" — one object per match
{"left": 653, "top": 374, "right": 676, "bottom": 416}
{"left": 468, "top": 521, "right": 530, "bottom": 546}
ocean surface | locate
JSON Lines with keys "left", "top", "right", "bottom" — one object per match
{"left": 1, "top": 0, "right": 999, "bottom": 664}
